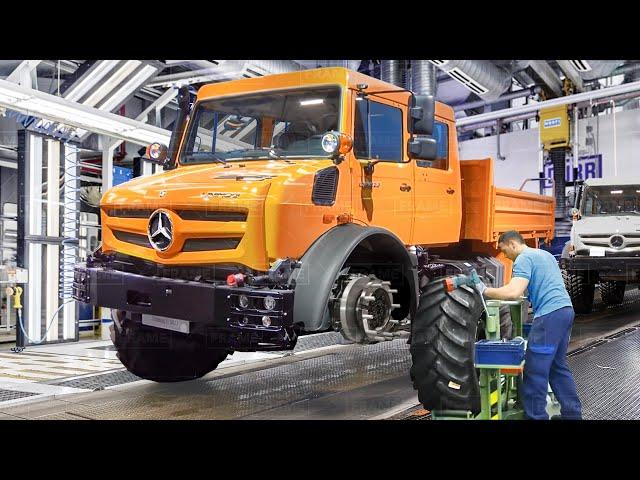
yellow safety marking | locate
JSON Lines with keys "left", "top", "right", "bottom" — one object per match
{"left": 25, "top": 359, "right": 69, "bottom": 365}
{"left": 490, "top": 390, "right": 498, "bottom": 405}
{"left": 20, "top": 369, "right": 67, "bottom": 376}
{"left": 0, "top": 372, "right": 56, "bottom": 381}
{"left": 491, "top": 414, "right": 500, "bottom": 420}
{"left": 41, "top": 366, "right": 100, "bottom": 374}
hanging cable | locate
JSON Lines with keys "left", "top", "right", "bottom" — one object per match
{"left": 16, "top": 299, "right": 74, "bottom": 345}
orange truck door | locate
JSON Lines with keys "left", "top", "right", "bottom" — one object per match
{"left": 350, "top": 93, "right": 414, "bottom": 243}
{"left": 412, "top": 118, "right": 462, "bottom": 245}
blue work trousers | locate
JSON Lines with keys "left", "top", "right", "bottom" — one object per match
{"left": 522, "top": 306, "right": 583, "bottom": 420}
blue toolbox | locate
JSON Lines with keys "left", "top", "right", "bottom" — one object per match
{"left": 475, "top": 338, "right": 526, "bottom": 367}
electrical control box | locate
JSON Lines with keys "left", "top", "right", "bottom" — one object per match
{"left": 540, "top": 105, "right": 570, "bottom": 149}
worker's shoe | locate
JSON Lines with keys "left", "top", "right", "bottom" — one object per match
{"left": 551, "top": 414, "right": 583, "bottom": 420}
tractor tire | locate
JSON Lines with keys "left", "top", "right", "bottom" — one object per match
{"left": 600, "top": 281, "right": 626, "bottom": 306}
{"left": 562, "top": 269, "right": 595, "bottom": 314}
{"left": 410, "top": 276, "right": 484, "bottom": 415}
{"left": 111, "top": 312, "right": 232, "bottom": 382}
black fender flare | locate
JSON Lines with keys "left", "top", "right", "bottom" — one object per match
{"left": 288, "top": 223, "right": 418, "bottom": 332}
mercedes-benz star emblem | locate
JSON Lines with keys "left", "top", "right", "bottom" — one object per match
{"left": 148, "top": 210, "right": 173, "bottom": 251}
{"left": 610, "top": 235, "right": 624, "bottom": 249}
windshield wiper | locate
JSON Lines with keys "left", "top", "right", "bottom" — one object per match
{"left": 183, "top": 152, "right": 227, "bottom": 164}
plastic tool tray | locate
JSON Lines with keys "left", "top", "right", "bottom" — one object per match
{"left": 475, "top": 338, "right": 526, "bottom": 366}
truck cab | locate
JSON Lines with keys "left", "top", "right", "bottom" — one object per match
{"left": 561, "top": 177, "right": 640, "bottom": 313}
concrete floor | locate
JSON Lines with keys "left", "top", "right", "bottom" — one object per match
{"left": 1, "top": 290, "right": 639, "bottom": 420}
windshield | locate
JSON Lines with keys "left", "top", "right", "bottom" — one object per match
{"left": 581, "top": 185, "right": 640, "bottom": 216}
{"left": 180, "top": 87, "right": 341, "bottom": 164}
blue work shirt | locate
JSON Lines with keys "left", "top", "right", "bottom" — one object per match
{"left": 512, "top": 247, "right": 573, "bottom": 318}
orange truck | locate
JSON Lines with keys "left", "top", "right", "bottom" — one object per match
{"left": 73, "top": 67, "right": 554, "bottom": 393}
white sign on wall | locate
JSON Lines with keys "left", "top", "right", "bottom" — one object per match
{"left": 543, "top": 154, "right": 603, "bottom": 191}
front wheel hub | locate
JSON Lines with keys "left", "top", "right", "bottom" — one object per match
{"left": 337, "top": 274, "right": 400, "bottom": 343}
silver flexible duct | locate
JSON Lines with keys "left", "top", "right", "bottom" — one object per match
{"left": 381, "top": 60, "right": 406, "bottom": 88}
{"left": 411, "top": 60, "right": 437, "bottom": 96}
{"left": 432, "top": 60, "right": 512, "bottom": 102}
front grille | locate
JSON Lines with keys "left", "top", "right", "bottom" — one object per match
{"left": 182, "top": 237, "right": 242, "bottom": 252}
{"left": 105, "top": 208, "right": 153, "bottom": 218}
{"left": 113, "top": 230, "right": 151, "bottom": 248}
{"left": 580, "top": 234, "right": 640, "bottom": 248}
{"left": 312, "top": 167, "right": 339, "bottom": 206}
{"left": 176, "top": 210, "right": 247, "bottom": 222}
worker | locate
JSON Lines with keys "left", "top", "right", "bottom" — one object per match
{"left": 474, "top": 230, "right": 583, "bottom": 420}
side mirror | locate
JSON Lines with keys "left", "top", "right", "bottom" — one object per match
{"left": 409, "top": 94, "right": 435, "bottom": 135}
{"left": 408, "top": 136, "right": 437, "bottom": 160}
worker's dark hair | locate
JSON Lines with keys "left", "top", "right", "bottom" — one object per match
{"left": 498, "top": 230, "right": 525, "bottom": 245}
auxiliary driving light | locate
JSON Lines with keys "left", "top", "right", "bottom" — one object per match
{"left": 238, "top": 295, "right": 250, "bottom": 309}
{"left": 262, "top": 316, "right": 272, "bottom": 327}
{"left": 146, "top": 142, "right": 168, "bottom": 163}
{"left": 321, "top": 131, "right": 353, "bottom": 156}
{"left": 263, "top": 295, "right": 276, "bottom": 311}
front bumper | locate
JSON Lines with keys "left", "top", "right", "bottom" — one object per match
{"left": 72, "top": 263, "right": 297, "bottom": 351}
{"left": 560, "top": 255, "right": 640, "bottom": 274}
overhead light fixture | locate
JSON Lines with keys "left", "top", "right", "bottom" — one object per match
{"left": 82, "top": 60, "right": 142, "bottom": 108}
{"left": 64, "top": 60, "right": 120, "bottom": 102}
{"left": 300, "top": 98, "right": 324, "bottom": 106}
{"left": 611, "top": 190, "right": 623, "bottom": 194}
{"left": 98, "top": 64, "right": 158, "bottom": 112}
{"left": 0, "top": 78, "right": 170, "bottom": 146}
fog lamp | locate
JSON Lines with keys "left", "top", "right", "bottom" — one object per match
{"left": 263, "top": 295, "right": 276, "bottom": 311}
{"left": 238, "top": 295, "right": 249, "bottom": 309}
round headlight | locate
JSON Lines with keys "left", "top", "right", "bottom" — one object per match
{"left": 262, "top": 315, "right": 272, "bottom": 327}
{"left": 321, "top": 132, "right": 339, "bottom": 154}
{"left": 238, "top": 295, "right": 249, "bottom": 309}
{"left": 146, "top": 142, "right": 168, "bottom": 162}
{"left": 263, "top": 296, "right": 276, "bottom": 311}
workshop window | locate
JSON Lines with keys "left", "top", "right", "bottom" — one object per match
{"left": 354, "top": 99, "right": 403, "bottom": 162}
{"left": 430, "top": 121, "right": 449, "bottom": 170}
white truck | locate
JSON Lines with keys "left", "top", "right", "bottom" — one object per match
{"left": 560, "top": 177, "right": 640, "bottom": 313}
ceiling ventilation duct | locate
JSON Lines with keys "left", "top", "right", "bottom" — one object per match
{"left": 311, "top": 60, "right": 361, "bottom": 71}
{"left": 566, "top": 60, "right": 625, "bottom": 81}
{"left": 244, "top": 60, "right": 302, "bottom": 77}
{"left": 429, "top": 60, "right": 512, "bottom": 102}
{"left": 380, "top": 60, "right": 408, "bottom": 88}
{"left": 411, "top": 60, "right": 437, "bottom": 97}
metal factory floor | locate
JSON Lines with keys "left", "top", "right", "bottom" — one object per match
{"left": 1, "top": 289, "right": 640, "bottom": 420}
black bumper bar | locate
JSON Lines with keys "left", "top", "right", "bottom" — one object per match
{"left": 72, "top": 264, "right": 297, "bottom": 351}
{"left": 560, "top": 256, "right": 640, "bottom": 273}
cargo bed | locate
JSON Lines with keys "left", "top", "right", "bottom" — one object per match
{"left": 460, "top": 158, "right": 555, "bottom": 244}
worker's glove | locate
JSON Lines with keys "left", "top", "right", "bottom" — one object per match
{"left": 470, "top": 270, "right": 488, "bottom": 296}
{"left": 474, "top": 280, "right": 488, "bottom": 296}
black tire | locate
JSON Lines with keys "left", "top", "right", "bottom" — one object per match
{"left": 111, "top": 312, "right": 232, "bottom": 382}
{"left": 562, "top": 269, "right": 595, "bottom": 314}
{"left": 600, "top": 281, "right": 626, "bottom": 306}
{"left": 409, "top": 276, "right": 484, "bottom": 415}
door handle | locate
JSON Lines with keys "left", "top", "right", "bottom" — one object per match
{"left": 400, "top": 183, "right": 412, "bottom": 192}
{"left": 446, "top": 187, "right": 455, "bottom": 195}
